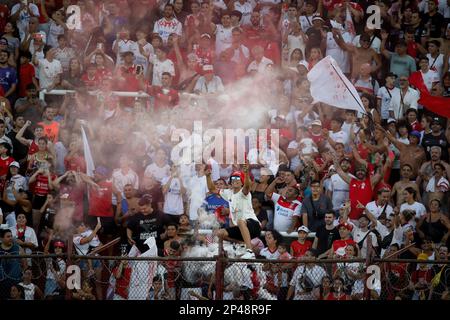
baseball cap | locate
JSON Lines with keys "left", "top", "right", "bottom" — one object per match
{"left": 120, "top": 50, "right": 134, "bottom": 57}
{"left": 312, "top": 14, "right": 324, "bottom": 22}
{"left": 338, "top": 222, "right": 353, "bottom": 231}
{"left": 297, "top": 60, "right": 309, "bottom": 70}
{"left": 409, "top": 130, "right": 421, "bottom": 139}
{"left": 310, "top": 119, "right": 322, "bottom": 127}
{"left": 297, "top": 226, "right": 310, "bottom": 233}
{"left": 387, "top": 118, "right": 397, "bottom": 124}
{"left": 431, "top": 117, "right": 441, "bottom": 125}
{"left": 53, "top": 241, "right": 65, "bottom": 248}
{"left": 200, "top": 33, "right": 211, "bottom": 39}
{"left": 9, "top": 161, "right": 20, "bottom": 168}
{"left": 202, "top": 64, "right": 214, "bottom": 74}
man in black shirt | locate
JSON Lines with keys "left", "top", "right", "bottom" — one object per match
{"left": 7, "top": 115, "right": 34, "bottom": 168}
{"left": 301, "top": 180, "right": 333, "bottom": 232}
{"left": 126, "top": 194, "right": 168, "bottom": 255}
{"left": 312, "top": 212, "right": 340, "bottom": 258}
{"left": 421, "top": 117, "right": 449, "bottom": 161}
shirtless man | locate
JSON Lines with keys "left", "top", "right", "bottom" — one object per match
{"left": 377, "top": 124, "right": 426, "bottom": 179}
{"left": 417, "top": 146, "right": 450, "bottom": 191}
{"left": 391, "top": 164, "right": 421, "bottom": 207}
{"left": 335, "top": 32, "right": 381, "bottom": 80}
{"left": 163, "top": 223, "right": 182, "bottom": 252}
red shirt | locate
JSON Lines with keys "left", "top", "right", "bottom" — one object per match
{"left": 410, "top": 120, "right": 423, "bottom": 132}
{"left": 81, "top": 73, "right": 102, "bottom": 89}
{"left": 64, "top": 154, "right": 86, "bottom": 173}
{"left": 290, "top": 240, "right": 313, "bottom": 258}
{"left": 28, "top": 140, "right": 39, "bottom": 156}
{"left": 265, "top": 41, "right": 281, "bottom": 66}
{"left": 0, "top": 156, "right": 14, "bottom": 177}
{"left": 349, "top": 177, "right": 373, "bottom": 220}
{"left": 88, "top": 180, "right": 113, "bottom": 217}
{"left": 309, "top": 132, "right": 325, "bottom": 147}
{"left": 59, "top": 183, "right": 85, "bottom": 222}
{"left": 95, "top": 68, "right": 113, "bottom": 83}
{"left": 193, "top": 46, "right": 214, "bottom": 66}
{"left": 34, "top": 173, "right": 56, "bottom": 196}
{"left": 147, "top": 85, "right": 180, "bottom": 110}
{"left": 112, "top": 265, "right": 132, "bottom": 299}
{"left": 332, "top": 239, "right": 356, "bottom": 253}
{"left": 19, "top": 63, "right": 36, "bottom": 97}
{"left": 243, "top": 26, "right": 266, "bottom": 51}
{"left": 37, "top": 121, "right": 60, "bottom": 143}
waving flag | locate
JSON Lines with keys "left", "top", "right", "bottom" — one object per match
{"left": 345, "top": 6, "right": 356, "bottom": 38}
{"left": 307, "top": 55, "right": 366, "bottom": 114}
{"left": 81, "top": 125, "right": 95, "bottom": 177}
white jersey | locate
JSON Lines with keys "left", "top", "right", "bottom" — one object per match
{"left": 365, "top": 201, "right": 394, "bottom": 219}
{"left": 133, "top": 42, "right": 154, "bottom": 75}
{"left": 188, "top": 175, "right": 208, "bottom": 220}
{"left": 326, "top": 30, "right": 352, "bottom": 74}
{"left": 149, "top": 56, "right": 175, "bottom": 86}
{"left": 328, "top": 173, "right": 353, "bottom": 211}
{"left": 47, "top": 20, "right": 65, "bottom": 49}
{"left": 271, "top": 193, "right": 302, "bottom": 233}
{"left": 220, "top": 188, "right": 260, "bottom": 225}
{"left": 420, "top": 69, "right": 440, "bottom": 91}
{"left": 400, "top": 201, "right": 427, "bottom": 221}
{"left": 427, "top": 53, "right": 445, "bottom": 78}
{"left": 299, "top": 15, "right": 314, "bottom": 32}
{"left": 215, "top": 24, "right": 233, "bottom": 54}
{"left": 153, "top": 17, "right": 182, "bottom": 44}
{"left": 329, "top": 130, "right": 349, "bottom": 146}
{"left": 144, "top": 163, "right": 170, "bottom": 183}
{"left": 161, "top": 176, "right": 184, "bottom": 215}
{"left": 37, "top": 58, "right": 63, "bottom": 90}
{"left": 234, "top": 1, "right": 255, "bottom": 26}
{"left": 73, "top": 230, "right": 101, "bottom": 255}
{"left": 112, "top": 39, "right": 139, "bottom": 66}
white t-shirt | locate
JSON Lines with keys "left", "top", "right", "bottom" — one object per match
{"left": 149, "top": 56, "right": 175, "bottom": 86}
{"left": 326, "top": 30, "right": 352, "bottom": 74}
{"left": 271, "top": 193, "right": 302, "bottom": 232}
{"left": 365, "top": 201, "right": 394, "bottom": 219}
{"left": 47, "top": 20, "right": 65, "bottom": 49}
{"left": 73, "top": 230, "right": 101, "bottom": 255}
{"left": 350, "top": 225, "right": 379, "bottom": 258}
{"left": 427, "top": 53, "right": 445, "bottom": 78}
{"left": 133, "top": 42, "right": 154, "bottom": 75}
{"left": 234, "top": 1, "right": 255, "bottom": 26}
{"left": 153, "top": 17, "right": 182, "bottom": 44}
{"left": 19, "top": 282, "right": 36, "bottom": 300}
{"left": 247, "top": 56, "right": 274, "bottom": 73}
{"left": 329, "top": 130, "right": 349, "bottom": 146}
{"left": 188, "top": 175, "right": 208, "bottom": 220}
{"left": 215, "top": 24, "right": 233, "bottom": 54}
{"left": 11, "top": 3, "right": 40, "bottom": 41}
{"left": 194, "top": 76, "right": 225, "bottom": 94}
{"left": 112, "top": 168, "right": 139, "bottom": 205}
{"left": 287, "top": 140, "right": 301, "bottom": 171}
{"left": 144, "top": 163, "right": 170, "bottom": 183}
{"left": 299, "top": 15, "right": 315, "bottom": 32}
{"left": 37, "top": 58, "right": 63, "bottom": 89}
{"left": 421, "top": 69, "right": 440, "bottom": 91}
{"left": 400, "top": 202, "right": 427, "bottom": 220}
{"left": 377, "top": 86, "right": 399, "bottom": 120}
{"left": 328, "top": 173, "right": 353, "bottom": 211}
{"left": 389, "top": 87, "right": 420, "bottom": 120}
{"left": 290, "top": 265, "right": 327, "bottom": 300}
{"left": 161, "top": 176, "right": 184, "bottom": 215}
{"left": 220, "top": 188, "right": 259, "bottom": 225}
{"left": 112, "top": 39, "right": 139, "bottom": 66}
{"left": 287, "top": 34, "right": 306, "bottom": 59}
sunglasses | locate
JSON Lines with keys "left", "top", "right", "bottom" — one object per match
{"left": 230, "top": 176, "right": 241, "bottom": 181}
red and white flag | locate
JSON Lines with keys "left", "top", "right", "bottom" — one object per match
{"left": 81, "top": 125, "right": 95, "bottom": 177}
{"left": 345, "top": 6, "right": 356, "bottom": 38}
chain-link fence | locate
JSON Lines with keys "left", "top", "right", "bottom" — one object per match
{"left": 1, "top": 250, "right": 449, "bottom": 300}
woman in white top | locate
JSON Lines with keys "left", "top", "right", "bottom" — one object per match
{"left": 19, "top": 268, "right": 44, "bottom": 300}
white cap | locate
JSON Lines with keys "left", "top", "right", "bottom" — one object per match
{"left": 311, "top": 119, "right": 322, "bottom": 127}
{"left": 298, "top": 60, "right": 309, "bottom": 69}
{"left": 297, "top": 225, "right": 310, "bottom": 233}
{"left": 9, "top": 161, "right": 20, "bottom": 168}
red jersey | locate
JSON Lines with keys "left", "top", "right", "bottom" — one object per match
{"left": 410, "top": 120, "right": 423, "bottom": 132}
{"left": 95, "top": 68, "right": 113, "bottom": 83}
{"left": 309, "top": 132, "right": 325, "bottom": 147}
{"left": 19, "top": 63, "right": 35, "bottom": 97}
{"left": 37, "top": 121, "right": 60, "bottom": 143}
{"left": 34, "top": 173, "right": 56, "bottom": 196}
{"left": 265, "top": 41, "right": 281, "bottom": 66}
{"left": 0, "top": 156, "right": 14, "bottom": 177}
{"left": 147, "top": 85, "right": 180, "bottom": 110}
{"left": 332, "top": 239, "right": 356, "bottom": 253}
{"left": 193, "top": 46, "right": 214, "bottom": 66}
{"left": 112, "top": 266, "right": 132, "bottom": 299}
{"left": 88, "top": 180, "right": 113, "bottom": 217}
{"left": 59, "top": 183, "right": 85, "bottom": 222}
{"left": 81, "top": 73, "right": 102, "bottom": 89}
{"left": 243, "top": 26, "right": 265, "bottom": 51}
{"left": 290, "top": 240, "right": 313, "bottom": 259}
{"left": 407, "top": 42, "right": 419, "bottom": 59}
{"left": 349, "top": 177, "right": 373, "bottom": 220}
{"left": 64, "top": 154, "right": 86, "bottom": 173}
{"left": 28, "top": 140, "right": 39, "bottom": 156}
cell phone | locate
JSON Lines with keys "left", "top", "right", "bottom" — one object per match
{"left": 96, "top": 43, "right": 104, "bottom": 50}
{"left": 136, "top": 65, "right": 143, "bottom": 75}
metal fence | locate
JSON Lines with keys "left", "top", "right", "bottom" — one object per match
{"left": 1, "top": 248, "right": 449, "bottom": 301}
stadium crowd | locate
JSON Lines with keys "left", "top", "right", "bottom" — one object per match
{"left": 0, "top": 0, "right": 450, "bottom": 301}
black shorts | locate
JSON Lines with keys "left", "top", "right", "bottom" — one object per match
{"left": 87, "top": 215, "right": 117, "bottom": 236}
{"left": 226, "top": 219, "right": 261, "bottom": 241}
{"left": 32, "top": 195, "right": 47, "bottom": 210}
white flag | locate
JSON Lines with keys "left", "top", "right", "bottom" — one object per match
{"left": 81, "top": 125, "right": 95, "bottom": 177}
{"left": 345, "top": 6, "right": 356, "bottom": 38}
{"left": 307, "top": 55, "right": 365, "bottom": 114}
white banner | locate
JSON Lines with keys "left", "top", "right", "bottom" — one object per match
{"left": 307, "top": 55, "right": 365, "bottom": 114}
{"left": 81, "top": 125, "right": 95, "bottom": 177}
